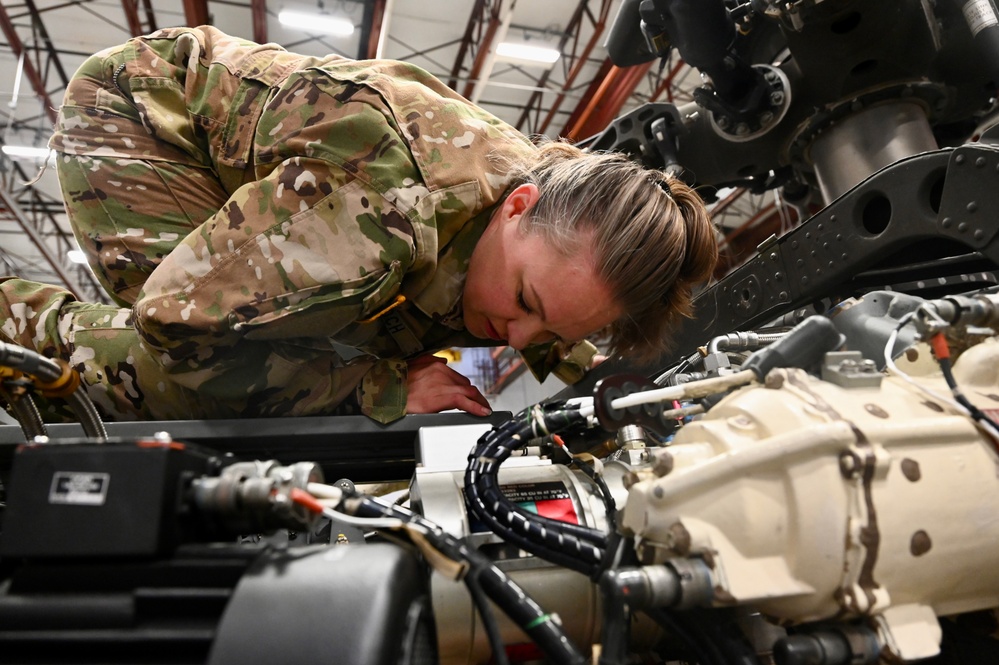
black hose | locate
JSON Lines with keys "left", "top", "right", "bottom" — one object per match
{"left": 469, "top": 413, "right": 609, "bottom": 548}
{"left": 464, "top": 569, "right": 511, "bottom": 665}
{"left": 566, "top": 453, "right": 618, "bottom": 534}
{"left": 937, "top": 355, "right": 999, "bottom": 433}
{"left": 350, "top": 494, "right": 588, "bottom": 665}
{"left": 473, "top": 441, "right": 614, "bottom": 548}
{"left": 464, "top": 405, "right": 612, "bottom": 577}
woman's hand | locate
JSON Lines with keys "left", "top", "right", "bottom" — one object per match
{"left": 405, "top": 354, "right": 492, "bottom": 417}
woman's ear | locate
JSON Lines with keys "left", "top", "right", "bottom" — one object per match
{"left": 497, "top": 183, "right": 540, "bottom": 226}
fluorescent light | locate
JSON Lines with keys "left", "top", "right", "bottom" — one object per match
{"left": 496, "top": 42, "right": 561, "bottom": 64}
{"left": 2, "top": 145, "right": 52, "bottom": 159}
{"left": 67, "top": 250, "right": 88, "bottom": 264}
{"left": 278, "top": 9, "right": 354, "bottom": 36}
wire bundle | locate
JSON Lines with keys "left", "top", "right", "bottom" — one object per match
{"left": 463, "top": 403, "right": 612, "bottom": 579}
{"left": 290, "top": 484, "right": 587, "bottom": 665}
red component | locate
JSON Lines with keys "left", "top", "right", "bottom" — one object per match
{"left": 930, "top": 332, "right": 951, "bottom": 360}
{"left": 534, "top": 498, "right": 578, "bottom": 524}
{"left": 504, "top": 642, "right": 545, "bottom": 663}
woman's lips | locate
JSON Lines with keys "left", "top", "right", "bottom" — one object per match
{"left": 485, "top": 319, "right": 502, "bottom": 341}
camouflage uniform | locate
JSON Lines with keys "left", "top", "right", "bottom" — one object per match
{"left": 0, "top": 26, "right": 593, "bottom": 424}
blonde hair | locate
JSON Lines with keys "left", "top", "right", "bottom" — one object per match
{"left": 502, "top": 141, "right": 718, "bottom": 362}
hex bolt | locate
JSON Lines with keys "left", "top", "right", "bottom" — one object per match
{"left": 839, "top": 452, "right": 860, "bottom": 478}
{"left": 652, "top": 451, "right": 675, "bottom": 477}
{"left": 838, "top": 359, "right": 859, "bottom": 373}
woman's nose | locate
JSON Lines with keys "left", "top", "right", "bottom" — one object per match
{"left": 506, "top": 318, "right": 554, "bottom": 350}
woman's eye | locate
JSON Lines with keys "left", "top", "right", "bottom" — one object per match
{"left": 517, "top": 291, "right": 531, "bottom": 313}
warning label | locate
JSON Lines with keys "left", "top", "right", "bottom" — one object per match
{"left": 49, "top": 471, "right": 110, "bottom": 506}
{"left": 963, "top": 0, "right": 998, "bottom": 37}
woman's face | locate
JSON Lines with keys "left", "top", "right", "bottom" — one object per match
{"left": 463, "top": 184, "right": 622, "bottom": 350}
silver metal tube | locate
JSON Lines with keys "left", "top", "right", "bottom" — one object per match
{"left": 809, "top": 101, "right": 938, "bottom": 203}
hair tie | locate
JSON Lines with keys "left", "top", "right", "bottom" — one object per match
{"left": 653, "top": 175, "right": 674, "bottom": 200}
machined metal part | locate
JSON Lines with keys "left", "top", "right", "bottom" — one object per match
{"left": 808, "top": 101, "right": 939, "bottom": 203}
{"left": 821, "top": 351, "right": 883, "bottom": 389}
{"left": 774, "top": 624, "right": 881, "bottom": 665}
{"left": 191, "top": 459, "right": 324, "bottom": 533}
{"left": 620, "top": 338, "right": 999, "bottom": 660}
{"left": 413, "top": 460, "right": 632, "bottom": 664}
{"left": 827, "top": 291, "right": 924, "bottom": 368}
{"left": 707, "top": 64, "right": 792, "bottom": 142}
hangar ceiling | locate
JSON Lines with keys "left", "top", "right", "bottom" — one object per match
{"left": 0, "top": 0, "right": 774, "bottom": 305}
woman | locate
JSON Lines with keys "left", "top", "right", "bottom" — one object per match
{"left": 0, "top": 26, "right": 716, "bottom": 424}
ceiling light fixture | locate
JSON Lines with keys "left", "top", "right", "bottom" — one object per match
{"left": 278, "top": 9, "right": 355, "bottom": 36}
{"left": 496, "top": 42, "right": 561, "bottom": 64}
{"left": 2, "top": 145, "right": 52, "bottom": 160}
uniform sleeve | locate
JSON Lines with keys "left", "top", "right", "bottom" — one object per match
{"left": 132, "top": 155, "right": 418, "bottom": 420}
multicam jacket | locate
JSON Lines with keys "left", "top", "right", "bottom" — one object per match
{"left": 0, "top": 27, "right": 592, "bottom": 424}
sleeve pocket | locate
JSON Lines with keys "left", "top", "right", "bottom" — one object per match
{"left": 238, "top": 260, "right": 404, "bottom": 341}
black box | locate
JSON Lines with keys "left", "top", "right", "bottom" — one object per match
{"left": 1, "top": 440, "right": 218, "bottom": 558}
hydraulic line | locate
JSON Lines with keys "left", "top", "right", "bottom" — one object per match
{"left": 0, "top": 341, "right": 107, "bottom": 440}
{"left": 928, "top": 332, "right": 999, "bottom": 438}
{"left": 707, "top": 330, "right": 787, "bottom": 354}
{"left": 310, "top": 489, "right": 589, "bottom": 665}
{"left": 0, "top": 380, "right": 47, "bottom": 440}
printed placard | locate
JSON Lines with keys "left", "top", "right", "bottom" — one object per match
{"left": 48, "top": 471, "right": 110, "bottom": 506}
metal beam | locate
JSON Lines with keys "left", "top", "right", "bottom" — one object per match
{"left": 361, "top": 0, "right": 388, "bottom": 60}
{"left": 462, "top": 0, "right": 512, "bottom": 102}
{"left": 448, "top": 0, "right": 487, "bottom": 90}
{"left": 516, "top": 0, "right": 611, "bottom": 135}
{"left": 121, "top": 0, "right": 144, "bottom": 36}
{"left": 0, "top": 187, "right": 94, "bottom": 300}
{"left": 183, "top": 0, "right": 211, "bottom": 27}
{"left": 0, "top": 2, "right": 58, "bottom": 125}
{"left": 23, "top": 0, "right": 70, "bottom": 88}
{"left": 251, "top": 0, "right": 267, "bottom": 44}
{"left": 142, "top": 0, "right": 158, "bottom": 32}
{"left": 560, "top": 59, "right": 652, "bottom": 141}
